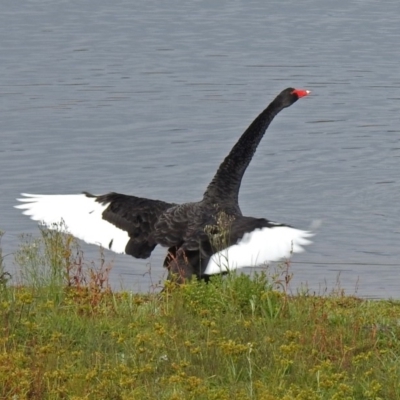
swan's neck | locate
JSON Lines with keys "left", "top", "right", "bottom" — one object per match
{"left": 203, "top": 100, "right": 282, "bottom": 205}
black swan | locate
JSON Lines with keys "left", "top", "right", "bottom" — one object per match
{"left": 16, "top": 87, "right": 311, "bottom": 282}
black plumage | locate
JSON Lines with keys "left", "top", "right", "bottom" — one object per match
{"left": 80, "top": 88, "right": 310, "bottom": 281}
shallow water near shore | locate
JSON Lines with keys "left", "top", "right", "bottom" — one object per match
{"left": 1, "top": 0, "right": 400, "bottom": 298}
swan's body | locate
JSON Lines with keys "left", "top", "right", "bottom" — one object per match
{"left": 16, "top": 87, "right": 312, "bottom": 282}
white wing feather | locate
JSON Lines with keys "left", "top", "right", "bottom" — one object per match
{"left": 15, "top": 193, "right": 130, "bottom": 253}
{"left": 205, "top": 226, "right": 313, "bottom": 275}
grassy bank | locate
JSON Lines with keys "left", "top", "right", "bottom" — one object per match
{"left": 0, "top": 228, "right": 399, "bottom": 399}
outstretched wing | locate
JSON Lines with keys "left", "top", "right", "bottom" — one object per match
{"left": 204, "top": 216, "right": 313, "bottom": 275}
{"left": 16, "top": 192, "right": 177, "bottom": 258}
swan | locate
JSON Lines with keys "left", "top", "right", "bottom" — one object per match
{"left": 16, "top": 87, "right": 312, "bottom": 282}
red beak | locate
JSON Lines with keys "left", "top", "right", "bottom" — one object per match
{"left": 292, "top": 89, "right": 311, "bottom": 98}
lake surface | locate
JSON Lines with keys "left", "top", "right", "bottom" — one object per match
{"left": 1, "top": 0, "right": 400, "bottom": 298}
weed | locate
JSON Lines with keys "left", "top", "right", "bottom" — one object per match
{"left": 0, "top": 227, "right": 399, "bottom": 399}
{"left": 0, "top": 231, "right": 12, "bottom": 289}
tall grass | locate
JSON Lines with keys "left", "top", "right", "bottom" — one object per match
{"left": 0, "top": 231, "right": 11, "bottom": 289}
{"left": 0, "top": 226, "right": 399, "bottom": 399}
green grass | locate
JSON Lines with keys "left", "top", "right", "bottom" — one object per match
{"left": 0, "top": 227, "right": 399, "bottom": 399}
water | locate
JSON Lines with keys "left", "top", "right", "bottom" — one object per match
{"left": 1, "top": 0, "right": 400, "bottom": 298}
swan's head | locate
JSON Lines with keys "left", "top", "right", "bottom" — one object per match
{"left": 277, "top": 87, "right": 311, "bottom": 108}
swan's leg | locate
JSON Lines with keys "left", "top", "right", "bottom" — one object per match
{"left": 164, "top": 247, "right": 210, "bottom": 283}
{"left": 164, "top": 247, "right": 193, "bottom": 283}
